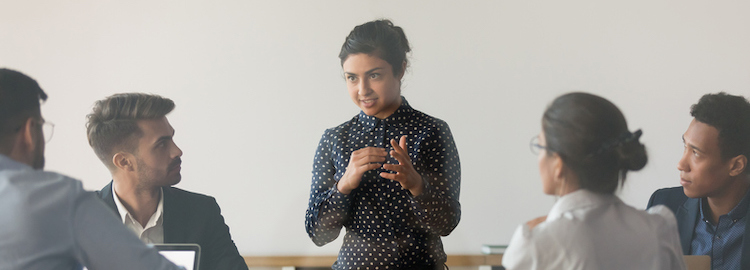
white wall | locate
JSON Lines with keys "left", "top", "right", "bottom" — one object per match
{"left": 2, "top": 0, "right": 749, "bottom": 256}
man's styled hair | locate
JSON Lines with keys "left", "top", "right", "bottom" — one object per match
{"left": 0, "top": 68, "right": 48, "bottom": 141}
{"left": 691, "top": 92, "right": 750, "bottom": 174}
{"left": 86, "top": 93, "right": 174, "bottom": 169}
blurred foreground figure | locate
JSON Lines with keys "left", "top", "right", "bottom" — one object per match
{"left": 503, "top": 92, "right": 685, "bottom": 270}
{"left": 0, "top": 68, "right": 183, "bottom": 270}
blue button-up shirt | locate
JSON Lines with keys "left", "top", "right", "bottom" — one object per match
{"left": 0, "top": 154, "right": 183, "bottom": 270}
{"left": 690, "top": 188, "right": 750, "bottom": 270}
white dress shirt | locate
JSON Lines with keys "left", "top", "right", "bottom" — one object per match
{"left": 0, "top": 154, "right": 183, "bottom": 270}
{"left": 503, "top": 189, "right": 686, "bottom": 270}
{"left": 112, "top": 185, "right": 164, "bottom": 244}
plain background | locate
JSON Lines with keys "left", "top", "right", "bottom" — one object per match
{"left": 2, "top": 0, "right": 749, "bottom": 256}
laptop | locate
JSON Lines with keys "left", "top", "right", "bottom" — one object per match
{"left": 152, "top": 244, "right": 201, "bottom": 270}
{"left": 81, "top": 243, "right": 200, "bottom": 270}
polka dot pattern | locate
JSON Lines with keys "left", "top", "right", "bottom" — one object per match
{"left": 305, "top": 98, "right": 461, "bottom": 270}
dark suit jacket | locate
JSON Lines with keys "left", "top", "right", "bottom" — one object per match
{"left": 648, "top": 186, "right": 750, "bottom": 269}
{"left": 97, "top": 181, "right": 248, "bottom": 270}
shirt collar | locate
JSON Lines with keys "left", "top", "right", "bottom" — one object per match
{"left": 357, "top": 96, "right": 414, "bottom": 132}
{"left": 699, "top": 187, "right": 750, "bottom": 222}
{"left": 547, "top": 189, "right": 620, "bottom": 221}
{"left": 0, "top": 154, "right": 33, "bottom": 172}
{"left": 112, "top": 184, "right": 164, "bottom": 227}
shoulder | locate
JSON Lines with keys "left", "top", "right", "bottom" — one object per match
{"left": 164, "top": 186, "right": 217, "bottom": 206}
{"left": 645, "top": 204, "right": 679, "bottom": 228}
{"left": 2, "top": 169, "right": 84, "bottom": 197}
{"left": 503, "top": 223, "right": 565, "bottom": 269}
{"left": 1, "top": 169, "right": 88, "bottom": 221}
{"left": 610, "top": 201, "right": 680, "bottom": 231}
{"left": 407, "top": 108, "right": 450, "bottom": 129}
{"left": 402, "top": 108, "right": 455, "bottom": 144}
{"left": 318, "top": 115, "right": 361, "bottom": 140}
{"left": 641, "top": 204, "right": 685, "bottom": 248}
{"left": 508, "top": 217, "right": 575, "bottom": 250}
{"left": 95, "top": 181, "right": 114, "bottom": 199}
{"left": 651, "top": 186, "right": 686, "bottom": 198}
{"left": 648, "top": 186, "right": 688, "bottom": 213}
{"left": 329, "top": 115, "right": 361, "bottom": 132}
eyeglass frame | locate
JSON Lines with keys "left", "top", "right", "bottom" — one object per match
{"left": 530, "top": 135, "right": 550, "bottom": 155}
{"left": 39, "top": 119, "right": 54, "bottom": 143}
{"left": 4, "top": 118, "right": 55, "bottom": 143}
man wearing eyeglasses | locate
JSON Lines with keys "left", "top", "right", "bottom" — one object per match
{"left": 648, "top": 92, "right": 750, "bottom": 270}
{"left": 0, "top": 68, "right": 184, "bottom": 270}
{"left": 85, "top": 93, "right": 248, "bottom": 270}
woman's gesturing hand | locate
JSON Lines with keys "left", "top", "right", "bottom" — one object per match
{"left": 337, "top": 147, "right": 387, "bottom": 194}
{"left": 381, "top": 136, "right": 425, "bottom": 196}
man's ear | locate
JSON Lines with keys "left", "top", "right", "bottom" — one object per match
{"left": 728, "top": 155, "right": 747, "bottom": 177}
{"left": 7, "top": 117, "right": 38, "bottom": 164}
{"left": 18, "top": 117, "right": 38, "bottom": 153}
{"left": 112, "top": 152, "right": 135, "bottom": 172}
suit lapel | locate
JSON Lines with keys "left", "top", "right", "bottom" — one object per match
{"left": 98, "top": 180, "right": 120, "bottom": 216}
{"left": 677, "top": 198, "right": 700, "bottom": 254}
{"left": 162, "top": 187, "right": 179, "bottom": 243}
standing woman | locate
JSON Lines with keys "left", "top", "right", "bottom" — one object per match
{"left": 502, "top": 93, "right": 685, "bottom": 270}
{"left": 305, "top": 20, "right": 461, "bottom": 270}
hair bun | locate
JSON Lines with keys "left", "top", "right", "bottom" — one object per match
{"left": 615, "top": 129, "right": 647, "bottom": 171}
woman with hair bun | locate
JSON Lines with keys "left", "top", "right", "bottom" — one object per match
{"left": 304, "top": 19, "right": 460, "bottom": 270}
{"left": 502, "top": 92, "right": 686, "bottom": 270}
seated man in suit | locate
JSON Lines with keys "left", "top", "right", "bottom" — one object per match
{"left": 648, "top": 92, "right": 750, "bottom": 269}
{"left": 85, "top": 93, "right": 248, "bottom": 270}
{"left": 0, "top": 68, "right": 182, "bottom": 270}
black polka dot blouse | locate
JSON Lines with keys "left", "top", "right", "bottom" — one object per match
{"left": 305, "top": 97, "right": 461, "bottom": 270}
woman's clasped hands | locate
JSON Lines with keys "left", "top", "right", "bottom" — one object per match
{"left": 337, "top": 136, "right": 425, "bottom": 196}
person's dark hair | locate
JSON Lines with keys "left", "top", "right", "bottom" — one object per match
{"left": 542, "top": 92, "right": 647, "bottom": 194}
{"left": 86, "top": 93, "right": 174, "bottom": 170}
{"left": 0, "top": 68, "right": 48, "bottom": 140}
{"left": 339, "top": 19, "right": 411, "bottom": 76}
{"left": 690, "top": 92, "right": 750, "bottom": 175}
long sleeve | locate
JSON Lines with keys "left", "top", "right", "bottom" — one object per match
{"left": 502, "top": 224, "right": 538, "bottom": 270}
{"left": 72, "top": 191, "right": 183, "bottom": 270}
{"left": 200, "top": 198, "right": 248, "bottom": 270}
{"left": 303, "top": 99, "right": 461, "bottom": 269}
{"left": 409, "top": 122, "right": 461, "bottom": 236}
{"left": 305, "top": 130, "right": 352, "bottom": 246}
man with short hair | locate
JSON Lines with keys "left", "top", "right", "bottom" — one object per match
{"left": 0, "top": 68, "right": 183, "bottom": 270}
{"left": 648, "top": 92, "right": 750, "bottom": 269}
{"left": 86, "top": 93, "right": 248, "bottom": 270}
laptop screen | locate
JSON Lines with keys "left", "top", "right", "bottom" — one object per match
{"left": 153, "top": 244, "right": 201, "bottom": 270}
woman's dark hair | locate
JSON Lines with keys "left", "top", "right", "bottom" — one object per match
{"left": 339, "top": 19, "right": 411, "bottom": 76}
{"left": 542, "top": 92, "right": 647, "bottom": 194}
{"left": 690, "top": 92, "right": 750, "bottom": 175}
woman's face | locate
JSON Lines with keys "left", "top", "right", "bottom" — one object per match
{"left": 342, "top": 53, "right": 403, "bottom": 119}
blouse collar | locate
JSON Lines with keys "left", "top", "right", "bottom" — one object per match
{"left": 358, "top": 96, "right": 414, "bottom": 132}
{"left": 547, "top": 189, "right": 620, "bottom": 221}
